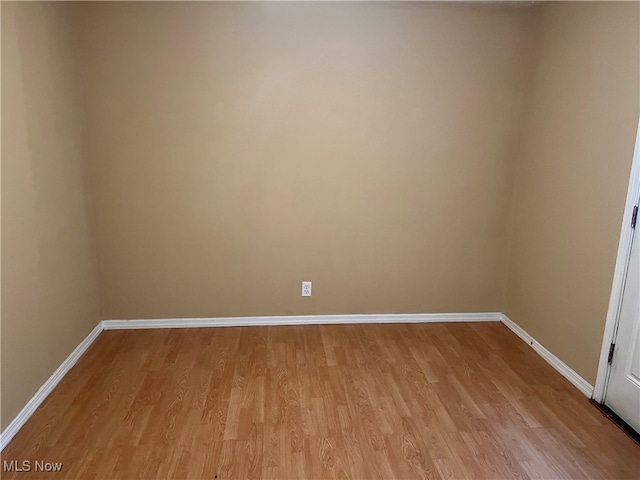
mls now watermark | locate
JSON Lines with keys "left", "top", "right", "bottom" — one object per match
{"left": 3, "top": 460, "right": 63, "bottom": 473}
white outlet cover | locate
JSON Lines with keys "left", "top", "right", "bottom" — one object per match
{"left": 302, "top": 281, "right": 312, "bottom": 297}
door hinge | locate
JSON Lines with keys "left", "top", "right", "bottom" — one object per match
{"left": 607, "top": 343, "right": 616, "bottom": 363}
{"left": 632, "top": 205, "right": 638, "bottom": 229}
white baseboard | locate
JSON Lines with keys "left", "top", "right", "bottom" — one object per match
{"left": 101, "top": 312, "right": 502, "bottom": 330}
{"left": 3, "top": 310, "right": 592, "bottom": 452}
{"left": 0, "top": 322, "right": 104, "bottom": 451}
{"left": 0, "top": 311, "right": 500, "bottom": 450}
{"left": 500, "top": 314, "right": 594, "bottom": 398}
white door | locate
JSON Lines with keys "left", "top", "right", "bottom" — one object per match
{"left": 605, "top": 205, "right": 640, "bottom": 432}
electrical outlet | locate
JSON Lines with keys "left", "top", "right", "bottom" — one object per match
{"left": 302, "top": 281, "right": 312, "bottom": 297}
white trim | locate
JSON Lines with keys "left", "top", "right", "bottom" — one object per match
{"left": 7, "top": 310, "right": 593, "bottom": 452}
{"left": 594, "top": 117, "right": 640, "bottom": 402}
{"left": 500, "top": 314, "right": 594, "bottom": 398}
{"left": 0, "top": 322, "right": 104, "bottom": 451}
{"left": 101, "top": 312, "right": 502, "bottom": 330}
{"left": 1, "top": 311, "right": 499, "bottom": 450}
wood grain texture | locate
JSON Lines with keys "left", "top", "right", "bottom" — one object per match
{"left": 2, "top": 323, "right": 639, "bottom": 479}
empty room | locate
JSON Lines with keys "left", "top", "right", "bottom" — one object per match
{"left": 2, "top": 0, "right": 640, "bottom": 478}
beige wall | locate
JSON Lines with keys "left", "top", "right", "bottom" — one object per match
{"left": 504, "top": 1, "right": 640, "bottom": 384}
{"left": 75, "top": 2, "right": 532, "bottom": 319}
{"left": 2, "top": 1, "right": 638, "bottom": 432}
{"left": 1, "top": 2, "right": 101, "bottom": 429}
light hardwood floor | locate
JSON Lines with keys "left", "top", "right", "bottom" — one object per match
{"left": 2, "top": 322, "right": 639, "bottom": 479}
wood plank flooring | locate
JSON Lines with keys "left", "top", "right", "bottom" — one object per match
{"left": 2, "top": 322, "right": 639, "bottom": 479}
